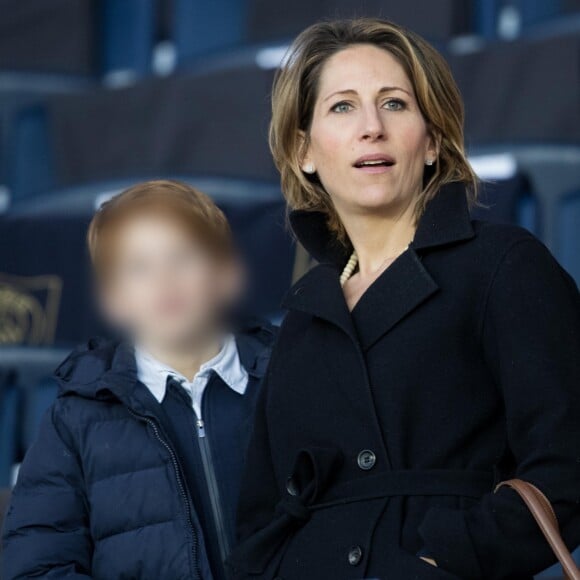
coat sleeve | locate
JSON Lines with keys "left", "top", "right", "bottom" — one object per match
{"left": 235, "top": 371, "right": 280, "bottom": 543}
{"left": 227, "top": 367, "right": 284, "bottom": 580}
{"left": 2, "top": 402, "right": 92, "bottom": 579}
{"left": 418, "top": 237, "right": 580, "bottom": 579}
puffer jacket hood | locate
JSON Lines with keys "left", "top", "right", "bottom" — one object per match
{"left": 54, "top": 337, "right": 133, "bottom": 397}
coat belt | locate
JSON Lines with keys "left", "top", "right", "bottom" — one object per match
{"left": 316, "top": 467, "right": 494, "bottom": 508}
{"left": 228, "top": 447, "right": 495, "bottom": 575}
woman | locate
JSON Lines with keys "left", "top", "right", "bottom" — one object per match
{"left": 229, "top": 19, "right": 580, "bottom": 579}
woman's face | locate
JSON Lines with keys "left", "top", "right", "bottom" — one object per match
{"left": 303, "top": 44, "right": 438, "bottom": 219}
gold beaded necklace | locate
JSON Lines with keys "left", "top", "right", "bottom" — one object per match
{"left": 339, "top": 251, "right": 359, "bottom": 286}
{"left": 339, "top": 245, "right": 411, "bottom": 287}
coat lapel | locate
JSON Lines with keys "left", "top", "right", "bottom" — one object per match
{"left": 282, "top": 263, "right": 358, "bottom": 345}
{"left": 281, "top": 251, "right": 439, "bottom": 352}
{"left": 285, "top": 183, "right": 476, "bottom": 348}
{"left": 411, "top": 183, "right": 475, "bottom": 252}
{"left": 350, "top": 248, "right": 439, "bottom": 351}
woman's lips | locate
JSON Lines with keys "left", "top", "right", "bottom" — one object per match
{"left": 354, "top": 163, "right": 395, "bottom": 174}
{"left": 353, "top": 154, "right": 396, "bottom": 174}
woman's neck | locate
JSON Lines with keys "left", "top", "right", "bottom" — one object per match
{"left": 341, "top": 199, "right": 417, "bottom": 277}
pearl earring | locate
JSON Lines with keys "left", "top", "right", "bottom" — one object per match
{"left": 425, "top": 158, "right": 435, "bottom": 166}
{"left": 303, "top": 163, "right": 315, "bottom": 174}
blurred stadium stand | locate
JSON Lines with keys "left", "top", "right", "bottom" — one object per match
{"left": 6, "top": 65, "right": 278, "bottom": 200}
{"left": 449, "top": 32, "right": 580, "bottom": 144}
{"left": 0, "top": 1, "right": 578, "bottom": 576}
{"left": 246, "top": 0, "right": 474, "bottom": 45}
{"left": 0, "top": 0, "right": 95, "bottom": 76}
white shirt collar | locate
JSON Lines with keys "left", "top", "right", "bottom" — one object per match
{"left": 135, "top": 334, "right": 248, "bottom": 404}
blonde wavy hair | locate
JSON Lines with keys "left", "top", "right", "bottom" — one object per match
{"left": 269, "top": 18, "right": 478, "bottom": 246}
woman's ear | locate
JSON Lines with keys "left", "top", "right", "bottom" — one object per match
{"left": 298, "top": 130, "right": 316, "bottom": 175}
{"left": 425, "top": 130, "right": 441, "bottom": 165}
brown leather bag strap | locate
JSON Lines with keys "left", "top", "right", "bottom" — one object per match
{"left": 495, "top": 479, "right": 580, "bottom": 580}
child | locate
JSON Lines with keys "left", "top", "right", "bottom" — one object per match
{"left": 2, "top": 180, "right": 276, "bottom": 580}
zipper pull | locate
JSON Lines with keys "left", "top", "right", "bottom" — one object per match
{"left": 196, "top": 419, "right": 206, "bottom": 438}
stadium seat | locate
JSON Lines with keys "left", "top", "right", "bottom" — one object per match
{"left": 517, "top": 192, "right": 540, "bottom": 236}
{"left": 7, "top": 104, "right": 54, "bottom": 199}
{"left": 9, "top": 176, "right": 283, "bottom": 215}
{"left": 0, "top": 0, "right": 159, "bottom": 83}
{"left": 0, "top": 58, "right": 90, "bottom": 201}
{"left": 556, "top": 189, "right": 580, "bottom": 286}
{"left": 0, "top": 348, "right": 69, "bottom": 393}
{"left": 471, "top": 174, "right": 538, "bottom": 234}
{"left": 469, "top": 145, "right": 580, "bottom": 255}
{"left": 0, "top": 0, "right": 95, "bottom": 76}
{"left": 0, "top": 348, "right": 69, "bottom": 485}
{"left": 468, "top": 153, "right": 540, "bottom": 234}
{"left": 473, "top": 0, "right": 580, "bottom": 39}
{"left": 173, "top": 0, "right": 248, "bottom": 64}
{"left": 509, "top": 0, "right": 580, "bottom": 31}
{"left": 99, "top": 0, "right": 156, "bottom": 83}
{"left": 448, "top": 33, "right": 580, "bottom": 145}
{"left": 472, "top": 0, "right": 498, "bottom": 39}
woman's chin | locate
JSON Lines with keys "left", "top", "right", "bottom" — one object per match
{"left": 346, "top": 191, "right": 407, "bottom": 214}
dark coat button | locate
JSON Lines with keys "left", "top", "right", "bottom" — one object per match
{"left": 357, "top": 449, "right": 376, "bottom": 470}
{"left": 286, "top": 476, "right": 298, "bottom": 496}
{"left": 347, "top": 545, "right": 363, "bottom": 566}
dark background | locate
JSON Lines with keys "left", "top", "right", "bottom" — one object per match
{"left": 0, "top": 8, "right": 578, "bottom": 576}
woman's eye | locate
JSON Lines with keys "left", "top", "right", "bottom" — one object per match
{"left": 331, "top": 101, "right": 353, "bottom": 114}
{"left": 383, "top": 99, "right": 405, "bottom": 111}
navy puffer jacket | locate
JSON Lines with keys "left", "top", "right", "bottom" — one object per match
{"left": 2, "top": 322, "right": 274, "bottom": 580}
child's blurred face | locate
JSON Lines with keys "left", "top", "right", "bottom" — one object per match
{"left": 101, "top": 213, "right": 241, "bottom": 350}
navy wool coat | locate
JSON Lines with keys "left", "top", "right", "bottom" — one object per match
{"left": 2, "top": 323, "right": 274, "bottom": 580}
{"left": 229, "top": 184, "right": 580, "bottom": 580}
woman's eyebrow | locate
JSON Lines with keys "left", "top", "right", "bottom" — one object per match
{"left": 378, "top": 86, "right": 412, "bottom": 96}
{"left": 322, "top": 86, "right": 412, "bottom": 102}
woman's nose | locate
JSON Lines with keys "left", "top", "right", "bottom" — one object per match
{"left": 360, "top": 107, "right": 386, "bottom": 141}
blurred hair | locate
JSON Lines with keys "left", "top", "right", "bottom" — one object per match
{"left": 87, "top": 179, "right": 234, "bottom": 282}
{"left": 270, "top": 18, "right": 478, "bottom": 246}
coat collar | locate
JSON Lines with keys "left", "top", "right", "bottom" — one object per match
{"left": 55, "top": 323, "right": 273, "bottom": 413}
{"left": 288, "top": 182, "right": 474, "bottom": 266}
{"left": 283, "top": 183, "right": 474, "bottom": 350}
{"left": 411, "top": 182, "right": 475, "bottom": 251}
{"left": 135, "top": 334, "right": 249, "bottom": 404}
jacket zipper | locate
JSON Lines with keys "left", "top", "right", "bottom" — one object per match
{"left": 128, "top": 409, "right": 200, "bottom": 580}
{"left": 195, "top": 415, "right": 231, "bottom": 571}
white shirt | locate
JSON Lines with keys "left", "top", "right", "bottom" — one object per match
{"left": 135, "top": 334, "right": 249, "bottom": 419}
